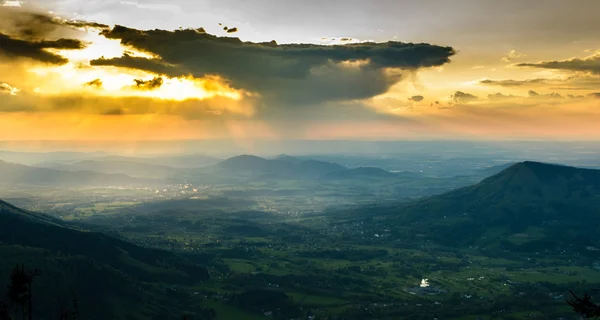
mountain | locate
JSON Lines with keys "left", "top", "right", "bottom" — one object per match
{"left": 136, "top": 154, "right": 222, "bottom": 168}
{"left": 214, "top": 155, "right": 346, "bottom": 178}
{"left": 0, "top": 150, "right": 107, "bottom": 166}
{"left": 45, "top": 160, "right": 182, "bottom": 179}
{"left": 472, "top": 162, "right": 518, "bottom": 176}
{"left": 0, "top": 160, "right": 156, "bottom": 187}
{"left": 298, "top": 159, "right": 347, "bottom": 175}
{"left": 322, "top": 166, "right": 395, "bottom": 180}
{"left": 343, "top": 161, "right": 600, "bottom": 251}
{"left": 74, "top": 154, "right": 221, "bottom": 169}
{"left": 273, "top": 154, "right": 303, "bottom": 164}
{"left": 0, "top": 199, "right": 211, "bottom": 319}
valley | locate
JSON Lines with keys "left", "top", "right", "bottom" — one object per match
{"left": 2, "top": 151, "right": 600, "bottom": 319}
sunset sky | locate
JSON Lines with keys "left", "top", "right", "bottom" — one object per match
{"left": 1, "top": 0, "right": 599, "bottom": 142}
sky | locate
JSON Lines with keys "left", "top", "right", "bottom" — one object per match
{"left": 1, "top": 0, "right": 600, "bottom": 143}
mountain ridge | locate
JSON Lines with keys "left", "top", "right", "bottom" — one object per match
{"left": 0, "top": 159, "right": 163, "bottom": 187}
{"left": 214, "top": 154, "right": 347, "bottom": 178}
{"left": 0, "top": 199, "right": 212, "bottom": 319}
{"left": 334, "top": 161, "right": 600, "bottom": 251}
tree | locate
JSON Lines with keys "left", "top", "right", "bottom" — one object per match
{"left": 567, "top": 290, "right": 600, "bottom": 319}
{"left": 6, "top": 265, "right": 41, "bottom": 320}
{"left": 0, "top": 301, "right": 12, "bottom": 320}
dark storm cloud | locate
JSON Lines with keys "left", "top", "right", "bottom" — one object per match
{"left": 480, "top": 78, "right": 548, "bottom": 87}
{"left": 450, "top": 91, "right": 477, "bottom": 104}
{"left": 90, "top": 25, "right": 455, "bottom": 105}
{"left": 517, "top": 53, "right": 600, "bottom": 74}
{"left": 133, "top": 76, "right": 164, "bottom": 90}
{"left": 0, "top": 7, "right": 101, "bottom": 64}
{"left": 0, "top": 6, "right": 107, "bottom": 40}
{"left": 408, "top": 95, "right": 424, "bottom": 102}
{"left": 64, "top": 20, "right": 110, "bottom": 30}
{"left": 90, "top": 53, "right": 177, "bottom": 74}
{"left": 0, "top": 32, "right": 84, "bottom": 64}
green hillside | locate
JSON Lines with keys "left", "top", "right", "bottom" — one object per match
{"left": 0, "top": 200, "right": 212, "bottom": 319}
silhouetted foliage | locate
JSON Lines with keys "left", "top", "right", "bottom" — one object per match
{"left": 1, "top": 265, "right": 80, "bottom": 320}
{"left": 0, "top": 301, "right": 11, "bottom": 320}
{"left": 567, "top": 290, "right": 600, "bottom": 319}
{"left": 6, "top": 265, "right": 41, "bottom": 320}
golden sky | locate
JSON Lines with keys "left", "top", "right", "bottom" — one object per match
{"left": 1, "top": 1, "right": 599, "bottom": 142}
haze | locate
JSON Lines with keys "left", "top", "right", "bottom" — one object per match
{"left": 1, "top": 1, "right": 600, "bottom": 320}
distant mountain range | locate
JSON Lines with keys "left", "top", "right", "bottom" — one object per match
{"left": 0, "top": 150, "right": 109, "bottom": 166}
{"left": 95, "top": 154, "right": 222, "bottom": 168}
{"left": 1, "top": 150, "right": 521, "bottom": 187}
{"left": 43, "top": 159, "right": 183, "bottom": 179}
{"left": 0, "top": 160, "right": 160, "bottom": 187}
{"left": 214, "top": 155, "right": 346, "bottom": 178}
{"left": 213, "top": 155, "right": 406, "bottom": 180}
{"left": 336, "top": 161, "right": 600, "bottom": 252}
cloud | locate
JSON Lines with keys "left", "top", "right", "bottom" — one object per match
{"left": 132, "top": 76, "right": 163, "bottom": 90}
{"left": 482, "top": 90, "right": 588, "bottom": 106}
{"left": 528, "top": 90, "right": 563, "bottom": 99}
{"left": 0, "top": 6, "right": 105, "bottom": 64}
{"left": 90, "top": 53, "right": 177, "bottom": 74}
{"left": 479, "top": 74, "right": 600, "bottom": 91}
{"left": 0, "top": 32, "right": 84, "bottom": 64}
{"left": 408, "top": 95, "right": 424, "bottom": 102}
{"left": 487, "top": 92, "right": 518, "bottom": 101}
{"left": 517, "top": 52, "right": 600, "bottom": 74}
{"left": 102, "top": 107, "right": 125, "bottom": 115}
{"left": 479, "top": 78, "right": 548, "bottom": 87}
{"left": 501, "top": 49, "right": 526, "bottom": 62}
{"left": 62, "top": 20, "right": 110, "bottom": 31}
{"left": 0, "top": 6, "right": 105, "bottom": 40}
{"left": 0, "top": 91, "right": 255, "bottom": 119}
{"left": 450, "top": 91, "right": 477, "bottom": 104}
{"left": 2, "top": 1, "right": 21, "bottom": 7}
{"left": 90, "top": 25, "right": 456, "bottom": 107}
{"left": 84, "top": 79, "right": 103, "bottom": 87}
{"left": 589, "top": 92, "right": 600, "bottom": 99}
{"left": 0, "top": 82, "right": 19, "bottom": 95}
